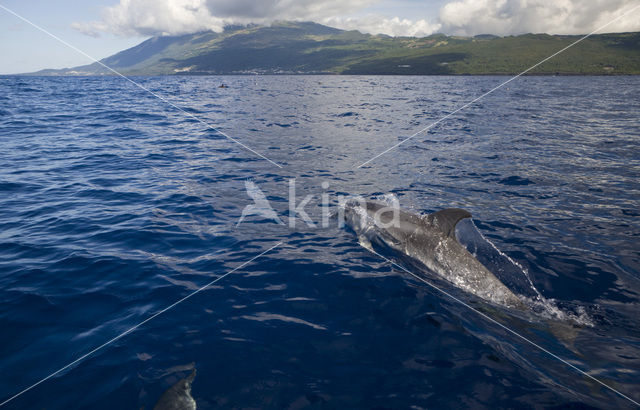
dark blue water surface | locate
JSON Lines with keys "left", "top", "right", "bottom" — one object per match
{"left": 1, "top": 75, "right": 639, "bottom": 409}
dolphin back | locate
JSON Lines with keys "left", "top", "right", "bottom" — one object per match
{"left": 153, "top": 369, "right": 197, "bottom": 410}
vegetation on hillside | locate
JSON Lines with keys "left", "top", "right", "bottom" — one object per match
{"left": 30, "top": 22, "right": 640, "bottom": 76}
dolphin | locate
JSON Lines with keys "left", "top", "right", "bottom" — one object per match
{"left": 342, "top": 200, "right": 526, "bottom": 309}
{"left": 153, "top": 369, "right": 197, "bottom": 410}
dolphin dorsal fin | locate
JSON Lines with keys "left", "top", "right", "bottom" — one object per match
{"left": 185, "top": 369, "right": 197, "bottom": 384}
{"left": 426, "top": 208, "right": 472, "bottom": 238}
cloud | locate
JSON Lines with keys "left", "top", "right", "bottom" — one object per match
{"left": 74, "top": 0, "right": 640, "bottom": 38}
{"left": 439, "top": 0, "right": 640, "bottom": 36}
{"left": 74, "top": 0, "right": 227, "bottom": 37}
{"left": 77, "top": 0, "right": 380, "bottom": 37}
{"left": 323, "top": 15, "right": 441, "bottom": 37}
{"left": 205, "top": 0, "right": 377, "bottom": 20}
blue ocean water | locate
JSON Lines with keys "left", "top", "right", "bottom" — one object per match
{"left": 0, "top": 75, "right": 639, "bottom": 409}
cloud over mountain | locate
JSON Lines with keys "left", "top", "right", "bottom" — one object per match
{"left": 74, "top": 0, "right": 379, "bottom": 37}
{"left": 439, "top": 0, "right": 640, "bottom": 36}
{"left": 323, "top": 15, "right": 442, "bottom": 37}
{"left": 73, "top": 0, "right": 640, "bottom": 38}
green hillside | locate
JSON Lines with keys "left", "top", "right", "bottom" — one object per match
{"left": 30, "top": 22, "right": 640, "bottom": 76}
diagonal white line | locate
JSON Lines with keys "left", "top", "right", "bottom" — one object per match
{"left": 365, "top": 247, "right": 640, "bottom": 407}
{"left": 0, "top": 4, "right": 283, "bottom": 169}
{"left": 357, "top": 3, "right": 640, "bottom": 168}
{"left": 0, "top": 242, "right": 282, "bottom": 408}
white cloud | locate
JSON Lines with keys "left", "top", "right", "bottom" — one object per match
{"left": 74, "top": 0, "right": 226, "bottom": 37}
{"left": 323, "top": 15, "right": 441, "bottom": 37}
{"left": 77, "top": 0, "right": 380, "bottom": 37}
{"left": 74, "top": 0, "right": 640, "bottom": 38}
{"left": 439, "top": 0, "right": 640, "bottom": 36}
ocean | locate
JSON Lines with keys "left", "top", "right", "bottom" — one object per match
{"left": 1, "top": 75, "right": 639, "bottom": 409}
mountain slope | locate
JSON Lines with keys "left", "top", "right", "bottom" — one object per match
{"left": 29, "top": 22, "right": 640, "bottom": 75}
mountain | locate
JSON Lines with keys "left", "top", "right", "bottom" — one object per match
{"left": 29, "top": 21, "right": 640, "bottom": 76}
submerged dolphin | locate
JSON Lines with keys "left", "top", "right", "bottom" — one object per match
{"left": 342, "top": 200, "right": 525, "bottom": 309}
{"left": 153, "top": 369, "right": 197, "bottom": 410}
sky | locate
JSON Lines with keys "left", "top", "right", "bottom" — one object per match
{"left": 1, "top": 0, "right": 639, "bottom": 74}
